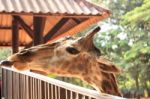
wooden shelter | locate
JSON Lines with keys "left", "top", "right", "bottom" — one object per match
{"left": 0, "top": 0, "right": 110, "bottom": 53}
{"left": 0, "top": 0, "right": 125, "bottom": 99}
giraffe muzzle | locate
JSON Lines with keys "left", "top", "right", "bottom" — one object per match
{"left": 0, "top": 60, "right": 14, "bottom": 67}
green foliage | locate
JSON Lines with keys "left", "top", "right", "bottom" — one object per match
{"left": 122, "top": 0, "right": 150, "bottom": 33}
{"left": 123, "top": 0, "right": 150, "bottom": 25}
{"left": 90, "top": 0, "right": 150, "bottom": 97}
{"left": 0, "top": 48, "right": 11, "bottom": 60}
{"left": 94, "top": 26, "right": 150, "bottom": 97}
{"left": 124, "top": 42, "right": 150, "bottom": 61}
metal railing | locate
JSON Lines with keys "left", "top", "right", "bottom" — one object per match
{"left": 1, "top": 67, "right": 124, "bottom": 99}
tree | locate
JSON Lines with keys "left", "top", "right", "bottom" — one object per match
{"left": 122, "top": 0, "right": 150, "bottom": 97}
{"left": 123, "top": 0, "right": 150, "bottom": 32}
{"left": 90, "top": 0, "right": 150, "bottom": 98}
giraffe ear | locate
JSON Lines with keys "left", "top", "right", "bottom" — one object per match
{"left": 78, "top": 27, "right": 101, "bottom": 55}
{"left": 97, "top": 59, "right": 121, "bottom": 73}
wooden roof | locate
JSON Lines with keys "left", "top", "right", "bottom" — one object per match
{"left": 0, "top": 0, "right": 110, "bottom": 47}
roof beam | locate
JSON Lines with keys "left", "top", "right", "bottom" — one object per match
{"left": 12, "top": 16, "right": 19, "bottom": 53}
{"left": 33, "top": 16, "right": 46, "bottom": 45}
{"left": 48, "top": 17, "right": 103, "bottom": 43}
{"left": 14, "top": 16, "right": 34, "bottom": 39}
{"left": 26, "top": 18, "right": 85, "bottom": 46}
{"left": 0, "top": 12, "right": 106, "bottom": 18}
{"left": 25, "top": 18, "right": 70, "bottom": 48}
{"left": 43, "top": 18, "right": 70, "bottom": 43}
{"left": 0, "top": 18, "right": 85, "bottom": 30}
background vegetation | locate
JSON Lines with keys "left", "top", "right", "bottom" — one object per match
{"left": 0, "top": 48, "right": 11, "bottom": 61}
{"left": 0, "top": 0, "right": 149, "bottom": 98}
{"left": 93, "top": 0, "right": 150, "bottom": 98}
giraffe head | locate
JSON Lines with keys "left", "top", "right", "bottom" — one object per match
{"left": 0, "top": 27, "right": 122, "bottom": 96}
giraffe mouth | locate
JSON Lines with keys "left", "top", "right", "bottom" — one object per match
{"left": 0, "top": 60, "right": 14, "bottom": 67}
{"left": 0, "top": 60, "right": 29, "bottom": 70}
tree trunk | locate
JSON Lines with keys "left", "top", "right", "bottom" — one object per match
{"left": 144, "top": 81, "right": 149, "bottom": 97}
{"left": 135, "top": 65, "right": 140, "bottom": 99}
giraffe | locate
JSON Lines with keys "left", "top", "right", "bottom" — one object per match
{"left": 0, "top": 27, "right": 122, "bottom": 96}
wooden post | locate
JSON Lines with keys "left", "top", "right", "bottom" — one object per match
{"left": 33, "top": 17, "right": 46, "bottom": 46}
{"left": 12, "top": 16, "right": 19, "bottom": 53}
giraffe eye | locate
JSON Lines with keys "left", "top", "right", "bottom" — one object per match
{"left": 18, "top": 49, "right": 34, "bottom": 56}
{"left": 66, "top": 47, "right": 80, "bottom": 55}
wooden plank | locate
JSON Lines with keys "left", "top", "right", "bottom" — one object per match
{"left": 12, "top": 16, "right": 19, "bottom": 53}
{"left": 33, "top": 17, "right": 46, "bottom": 45}
{"left": 14, "top": 16, "right": 34, "bottom": 39}
{"left": 43, "top": 18, "right": 70, "bottom": 43}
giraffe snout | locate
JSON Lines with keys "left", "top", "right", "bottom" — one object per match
{"left": 0, "top": 60, "right": 14, "bottom": 67}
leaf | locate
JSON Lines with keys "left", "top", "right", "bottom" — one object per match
{"left": 140, "top": 47, "right": 150, "bottom": 53}
{"left": 122, "top": 0, "right": 150, "bottom": 25}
